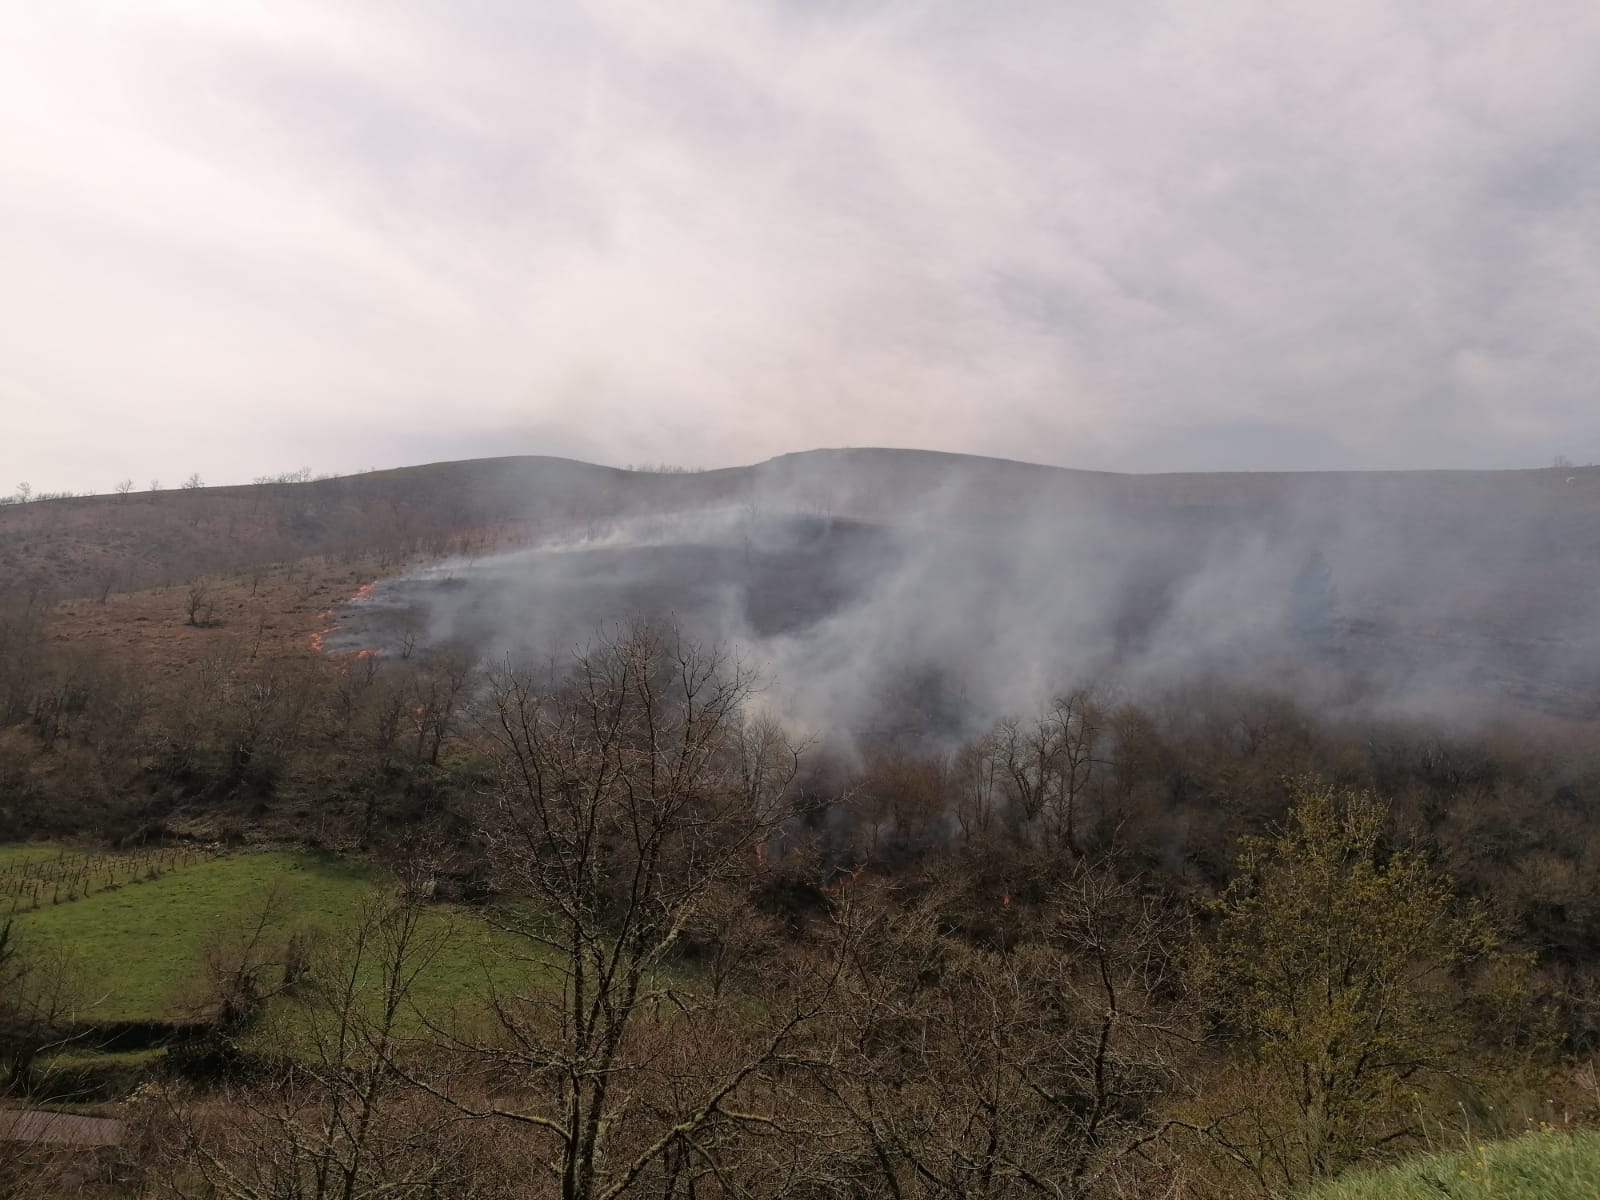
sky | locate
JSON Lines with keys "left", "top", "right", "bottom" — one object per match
{"left": 3, "top": 1, "right": 1599, "bottom": 495}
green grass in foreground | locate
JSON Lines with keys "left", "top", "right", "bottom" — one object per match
{"left": 1301, "top": 1129, "right": 1600, "bottom": 1199}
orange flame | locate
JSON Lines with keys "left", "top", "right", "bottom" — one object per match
{"left": 309, "top": 581, "right": 379, "bottom": 658}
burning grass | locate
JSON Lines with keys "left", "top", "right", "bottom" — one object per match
{"left": 37, "top": 557, "right": 386, "bottom": 681}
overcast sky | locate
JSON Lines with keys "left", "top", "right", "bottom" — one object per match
{"left": 4, "top": 1, "right": 1599, "bottom": 493}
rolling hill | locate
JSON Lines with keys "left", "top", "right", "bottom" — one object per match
{"left": 7, "top": 449, "right": 1600, "bottom": 727}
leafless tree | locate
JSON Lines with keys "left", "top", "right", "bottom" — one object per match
{"left": 150, "top": 894, "right": 484, "bottom": 1199}
{"left": 0, "top": 921, "right": 87, "bottom": 1096}
{"left": 220, "top": 667, "right": 292, "bottom": 784}
{"left": 952, "top": 732, "right": 1006, "bottom": 846}
{"left": 185, "top": 580, "right": 216, "bottom": 628}
{"left": 1041, "top": 689, "right": 1105, "bottom": 855}
{"left": 409, "top": 650, "right": 475, "bottom": 766}
{"left": 426, "top": 623, "right": 841, "bottom": 1200}
{"left": 0, "top": 604, "right": 47, "bottom": 726}
{"left": 185, "top": 885, "right": 317, "bottom": 1032}
{"left": 819, "top": 864, "right": 1192, "bottom": 1198}
{"left": 994, "top": 688, "right": 1106, "bottom": 854}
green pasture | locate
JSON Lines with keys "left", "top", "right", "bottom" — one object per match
{"left": 3, "top": 846, "right": 555, "bottom": 1026}
{"left": 0, "top": 844, "right": 88, "bottom": 869}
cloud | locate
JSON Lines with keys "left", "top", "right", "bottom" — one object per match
{"left": 3, "top": 0, "right": 1599, "bottom": 492}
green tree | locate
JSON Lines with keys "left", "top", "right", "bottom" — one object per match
{"left": 1191, "top": 778, "right": 1525, "bottom": 1193}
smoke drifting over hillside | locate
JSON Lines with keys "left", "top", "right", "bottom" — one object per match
{"left": 327, "top": 451, "right": 1600, "bottom": 746}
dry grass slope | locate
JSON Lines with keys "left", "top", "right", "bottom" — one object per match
{"left": 8, "top": 450, "right": 1599, "bottom": 603}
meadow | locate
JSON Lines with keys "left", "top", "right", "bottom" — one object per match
{"left": 3, "top": 844, "right": 550, "bottom": 1026}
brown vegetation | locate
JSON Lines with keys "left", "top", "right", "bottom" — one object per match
{"left": 3, "top": 456, "right": 1600, "bottom": 1195}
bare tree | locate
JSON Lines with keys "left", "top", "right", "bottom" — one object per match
{"left": 819, "top": 864, "right": 1192, "bottom": 1198}
{"left": 185, "top": 580, "right": 216, "bottom": 628}
{"left": 993, "top": 689, "right": 1105, "bottom": 853}
{"left": 952, "top": 731, "right": 1006, "bottom": 846}
{"left": 1042, "top": 688, "right": 1105, "bottom": 855}
{"left": 150, "top": 894, "right": 483, "bottom": 1200}
{"left": 430, "top": 623, "right": 840, "bottom": 1200}
{"left": 0, "top": 926, "right": 103, "bottom": 1197}
{"left": 217, "top": 665, "right": 303, "bottom": 786}
{"left": 0, "top": 921, "right": 86, "bottom": 1096}
{"left": 409, "top": 650, "right": 476, "bottom": 766}
{"left": 183, "top": 473, "right": 205, "bottom": 490}
{"left": 0, "top": 604, "right": 47, "bottom": 726}
{"left": 114, "top": 478, "right": 134, "bottom": 498}
{"left": 185, "top": 884, "right": 311, "bottom": 1032}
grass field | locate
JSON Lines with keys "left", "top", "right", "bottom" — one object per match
{"left": 5, "top": 846, "right": 551, "bottom": 1026}
{"left": 10, "top": 849, "right": 384, "bottom": 1020}
{"left": 0, "top": 844, "right": 88, "bottom": 868}
{"left": 1302, "top": 1130, "right": 1600, "bottom": 1199}
{"left": 0, "top": 843, "right": 221, "bottom": 917}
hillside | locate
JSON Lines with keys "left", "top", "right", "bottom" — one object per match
{"left": 6, "top": 451, "right": 1600, "bottom": 1196}
{"left": 298, "top": 450, "right": 1600, "bottom": 729}
{"left": 8, "top": 448, "right": 1600, "bottom": 603}
{"left": 9, "top": 448, "right": 1600, "bottom": 733}
{"left": 0, "top": 457, "right": 630, "bottom": 602}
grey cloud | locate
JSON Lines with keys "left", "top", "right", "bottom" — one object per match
{"left": 3, "top": 0, "right": 1599, "bottom": 491}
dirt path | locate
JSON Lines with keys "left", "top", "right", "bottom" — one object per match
{"left": 0, "top": 1106, "right": 123, "bottom": 1146}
